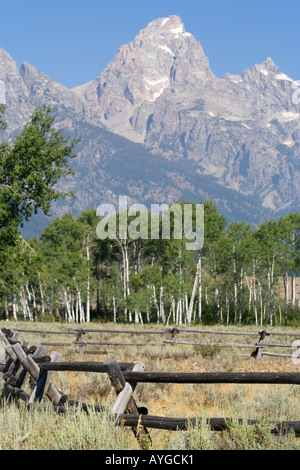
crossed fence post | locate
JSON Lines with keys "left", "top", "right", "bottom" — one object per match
{"left": 104, "top": 358, "right": 151, "bottom": 450}
{"left": 0, "top": 328, "right": 64, "bottom": 406}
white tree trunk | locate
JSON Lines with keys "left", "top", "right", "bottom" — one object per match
{"left": 292, "top": 272, "right": 295, "bottom": 307}
{"left": 63, "top": 288, "right": 73, "bottom": 323}
{"left": 86, "top": 243, "right": 91, "bottom": 323}
{"left": 160, "top": 285, "right": 165, "bottom": 324}
{"left": 153, "top": 285, "right": 160, "bottom": 323}
{"left": 113, "top": 295, "right": 117, "bottom": 322}
{"left": 187, "top": 254, "right": 201, "bottom": 325}
{"left": 38, "top": 273, "right": 45, "bottom": 319}
{"left": 12, "top": 295, "right": 18, "bottom": 321}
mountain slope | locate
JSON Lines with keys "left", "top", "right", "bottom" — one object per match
{"left": 0, "top": 15, "right": 299, "bottom": 235}
{"left": 72, "top": 15, "right": 300, "bottom": 213}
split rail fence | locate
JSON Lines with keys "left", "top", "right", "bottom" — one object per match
{"left": 5, "top": 325, "right": 300, "bottom": 359}
{"left": 1, "top": 326, "right": 300, "bottom": 449}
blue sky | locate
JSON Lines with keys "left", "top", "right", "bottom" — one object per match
{"left": 0, "top": 0, "right": 299, "bottom": 88}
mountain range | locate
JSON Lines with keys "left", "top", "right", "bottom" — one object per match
{"left": 0, "top": 15, "right": 299, "bottom": 235}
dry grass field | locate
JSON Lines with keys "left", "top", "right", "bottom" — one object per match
{"left": 1, "top": 321, "right": 300, "bottom": 450}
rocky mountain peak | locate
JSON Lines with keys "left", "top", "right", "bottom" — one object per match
{"left": 135, "top": 15, "right": 193, "bottom": 44}
{"left": 72, "top": 16, "right": 213, "bottom": 141}
{"left": 1, "top": 16, "right": 300, "bottom": 223}
{"left": 137, "top": 15, "right": 185, "bottom": 34}
{"left": 0, "top": 48, "right": 34, "bottom": 134}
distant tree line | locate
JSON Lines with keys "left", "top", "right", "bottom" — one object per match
{"left": 1, "top": 105, "right": 300, "bottom": 326}
{"left": 0, "top": 203, "right": 299, "bottom": 326}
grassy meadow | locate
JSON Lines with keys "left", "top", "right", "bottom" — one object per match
{"left": 1, "top": 321, "right": 300, "bottom": 450}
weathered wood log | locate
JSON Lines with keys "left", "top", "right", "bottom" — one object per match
{"left": 38, "top": 364, "right": 300, "bottom": 385}
{"left": 5, "top": 360, "right": 22, "bottom": 383}
{"left": 170, "top": 328, "right": 180, "bottom": 339}
{"left": 75, "top": 341, "right": 158, "bottom": 347}
{"left": 11, "top": 329, "right": 76, "bottom": 335}
{"left": 2, "top": 358, "right": 12, "bottom": 374}
{"left": 104, "top": 358, "right": 151, "bottom": 449}
{"left": 0, "top": 329, "right": 10, "bottom": 346}
{"left": 2, "top": 346, "right": 19, "bottom": 378}
{"left": 164, "top": 339, "right": 258, "bottom": 348}
{"left": 32, "top": 344, "right": 47, "bottom": 358}
{"left": 10, "top": 344, "right": 47, "bottom": 388}
{"left": 34, "top": 356, "right": 52, "bottom": 364}
{"left": 104, "top": 359, "right": 135, "bottom": 395}
{"left": 9, "top": 343, "right": 42, "bottom": 391}
{"left": 39, "top": 361, "right": 134, "bottom": 373}
{"left": 112, "top": 362, "right": 145, "bottom": 414}
{"left": 5, "top": 345, "right": 18, "bottom": 363}
{"left": 12, "top": 327, "right": 167, "bottom": 335}
{"left": 112, "top": 382, "right": 133, "bottom": 414}
{"left": 29, "top": 351, "right": 62, "bottom": 404}
{"left": 4, "top": 384, "right": 29, "bottom": 402}
{"left": 12, "top": 344, "right": 40, "bottom": 381}
{"left": 8, "top": 326, "right": 300, "bottom": 341}
{"left": 252, "top": 330, "right": 270, "bottom": 358}
{"left": 0, "top": 328, "right": 19, "bottom": 344}
{"left": 116, "top": 414, "right": 300, "bottom": 436}
{"left": 121, "top": 371, "right": 300, "bottom": 385}
{"left": 164, "top": 339, "right": 295, "bottom": 349}
{"left": 262, "top": 352, "right": 294, "bottom": 358}
{"left": 11, "top": 343, "right": 64, "bottom": 406}
{"left": 166, "top": 328, "right": 260, "bottom": 336}
{"left": 76, "top": 329, "right": 167, "bottom": 335}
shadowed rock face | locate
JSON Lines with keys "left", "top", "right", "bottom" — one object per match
{"left": 1, "top": 16, "right": 300, "bottom": 228}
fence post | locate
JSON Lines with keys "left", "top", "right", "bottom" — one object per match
{"left": 11, "top": 343, "right": 64, "bottom": 406}
{"left": 251, "top": 330, "right": 270, "bottom": 358}
{"left": 170, "top": 327, "right": 179, "bottom": 343}
{"left": 76, "top": 329, "right": 86, "bottom": 358}
{"left": 104, "top": 358, "right": 151, "bottom": 449}
{"left": 29, "top": 351, "right": 62, "bottom": 404}
{"left": 15, "top": 344, "right": 47, "bottom": 389}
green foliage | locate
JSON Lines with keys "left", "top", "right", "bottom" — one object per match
{"left": 224, "top": 416, "right": 275, "bottom": 450}
{"left": 1, "top": 203, "right": 300, "bottom": 325}
{"left": 0, "top": 105, "right": 80, "bottom": 313}
{"left": 0, "top": 105, "right": 6, "bottom": 131}
{"left": 0, "top": 105, "right": 79, "bottom": 233}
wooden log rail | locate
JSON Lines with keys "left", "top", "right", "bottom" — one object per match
{"left": 38, "top": 360, "right": 300, "bottom": 440}
{"left": 0, "top": 327, "right": 139, "bottom": 413}
{"left": 2, "top": 327, "right": 300, "bottom": 447}
{"left": 116, "top": 415, "right": 300, "bottom": 436}
{"left": 0, "top": 328, "right": 68, "bottom": 406}
{"left": 38, "top": 363, "right": 300, "bottom": 385}
{"left": 43, "top": 409, "right": 300, "bottom": 438}
{"left": 5, "top": 325, "right": 300, "bottom": 359}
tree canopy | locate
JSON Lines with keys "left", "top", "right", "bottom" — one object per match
{"left": 1, "top": 202, "right": 299, "bottom": 327}
{"left": 0, "top": 105, "right": 78, "bottom": 238}
{"left": 0, "top": 105, "right": 79, "bottom": 299}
